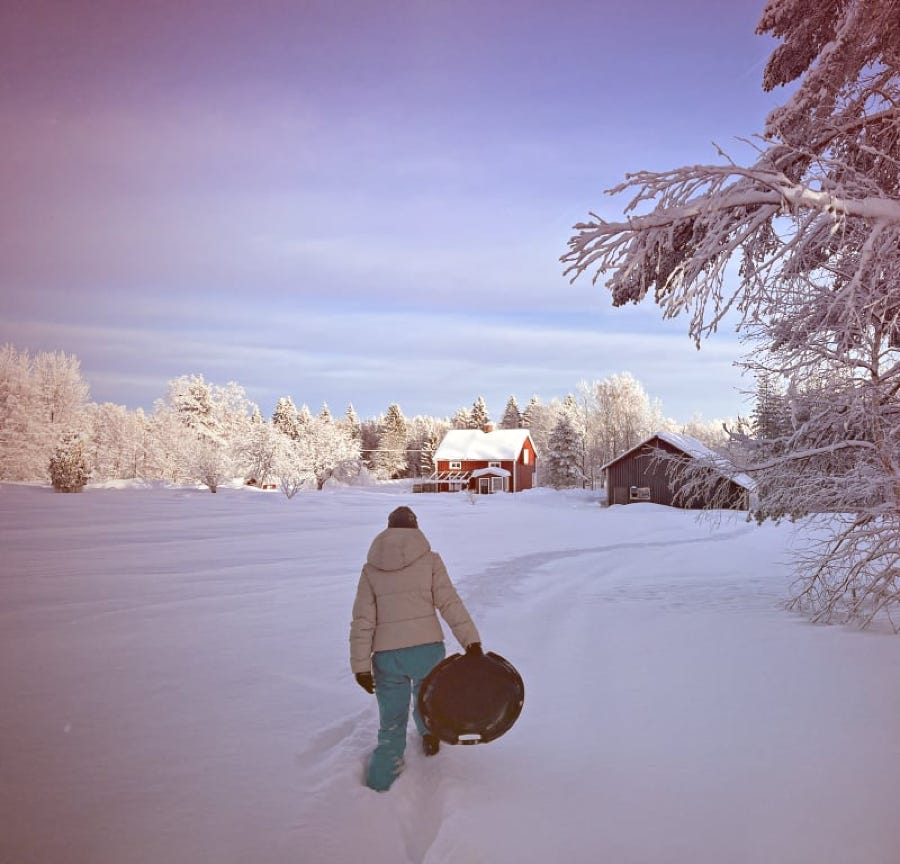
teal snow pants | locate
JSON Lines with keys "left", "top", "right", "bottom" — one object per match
{"left": 365, "top": 641, "right": 445, "bottom": 792}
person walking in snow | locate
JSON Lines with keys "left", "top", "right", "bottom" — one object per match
{"left": 350, "top": 505, "right": 482, "bottom": 792}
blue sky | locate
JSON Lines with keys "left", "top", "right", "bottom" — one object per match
{"left": 0, "top": 0, "right": 784, "bottom": 422}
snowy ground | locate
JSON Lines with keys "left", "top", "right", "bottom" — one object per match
{"left": 2, "top": 482, "right": 900, "bottom": 864}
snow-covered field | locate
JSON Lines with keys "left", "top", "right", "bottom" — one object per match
{"left": 2, "top": 483, "right": 900, "bottom": 864}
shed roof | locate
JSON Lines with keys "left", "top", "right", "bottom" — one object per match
{"left": 601, "top": 431, "right": 755, "bottom": 490}
{"left": 435, "top": 428, "right": 534, "bottom": 462}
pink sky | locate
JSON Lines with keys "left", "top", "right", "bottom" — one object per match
{"left": 0, "top": 0, "right": 783, "bottom": 421}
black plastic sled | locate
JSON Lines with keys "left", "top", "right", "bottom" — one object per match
{"left": 418, "top": 650, "right": 524, "bottom": 745}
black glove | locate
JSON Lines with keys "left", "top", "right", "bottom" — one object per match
{"left": 355, "top": 672, "right": 375, "bottom": 694}
{"left": 466, "top": 642, "right": 483, "bottom": 657}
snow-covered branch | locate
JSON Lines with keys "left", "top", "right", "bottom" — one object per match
{"left": 563, "top": 0, "right": 900, "bottom": 627}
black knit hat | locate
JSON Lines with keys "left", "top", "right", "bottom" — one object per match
{"left": 388, "top": 506, "right": 418, "bottom": 529}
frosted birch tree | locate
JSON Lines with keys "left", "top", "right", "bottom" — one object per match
{"left": 578, "top": 372, "right": 666, "bottom": 479}
{"left": 143, "top": 407, "right": 192, "bottom": 483}
{"left": 272, "top": 415, "right": 361, "bottom": 493}
{"left": 84, "top": 402, "right": 146, "bottom": 481}
{"left": 276, "top": 437, "right": 307, "bottom": 499}
{"left": 0, "top": 344, "right": 38, "bottom": 480}
{"left": 451, "top": 406, "right": 473, "bottom": 430}
{"left": 150, "top": 375, "right": 255, "bottom": 491}
{"left": 679, "top": 414, "right": 732, "bottom": 450}
{"left": 563, "top": 0, "right": 900, "bottom": 628}
{"left": 0, "top": 346, "right": 90, "bottom": 481}
{"left": 241, "top": 418, "right": 282, "bottom": 488}
{"left": 298, "top": 415, "right": 362, "bottom": 489}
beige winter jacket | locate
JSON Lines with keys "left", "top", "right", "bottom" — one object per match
{"left": 349, "top": 527, "right": 480, "bottom": 674}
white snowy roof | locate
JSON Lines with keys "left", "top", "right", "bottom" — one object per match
{"left": 602, "top": 431, "right": 755, "bottom": 491}
{"left": 471, "top": 466, "right": 511, "bottom": 478}
{"left": 435, "top": 428, "right": 534, "bottom": 462}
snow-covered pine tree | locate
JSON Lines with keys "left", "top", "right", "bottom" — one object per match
{"left": 471, "top": 396, "right": 490, "bottom": 430}
{"left": 521, "top": 395, "right": 552, "bottom": 475}
{"left": 521, "top": 395, "right": 541, "bottom": 432}
{"left": 48, "top": 432, "right": 89, "bottom": 492}
{"left": 750, "top": 373, "right": 789, "bottom": 442}
{"left": 358, "top": 418, "right": 381, "bottom": 470}
{"left": 272, "top": 397, "right": 301, "bottom": 440}
{"left": 420, "top": 426, "right": 441, "bottom": 477}
{"left": 319, "top": 403, "right": 332, "bottom": 422}
{"left": 405, "top": 416, "right": 448, "bottom": 478}
{"left": 343, "top": 404, "right": 361, "bottom": 443}
{"left": 544, "top": 410, "right": 582, "bottom": 489}
{"left": 500, "top": 395, "right": 522, "bottom": 429}
{"left": 373, "top": 403, "right": 408, "bottom": 479}
{"left": 561, "top": 393, "right": 589, "bottom": 486}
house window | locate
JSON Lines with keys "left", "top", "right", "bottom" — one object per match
{"left": 449, "top": 460, "right": 462, "bottom": 470}
{"left": 523, "top": 450, "right": 530, "bottom": 464}
{"left": 488, "top": 461, "right": 501, "bottom": 468}
{"left": 630, "top": 486, "right": 651, "bottom": 501}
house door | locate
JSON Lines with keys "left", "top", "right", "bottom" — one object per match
{"left": 479, "top": 477, "right": 506, "bottom": 494}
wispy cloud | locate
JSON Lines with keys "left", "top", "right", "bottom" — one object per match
{"left": 1, "top": 303, "right": 748, "bottom": 422}
{"left": 1, "top": 0, "right": 772, "bottom": 426}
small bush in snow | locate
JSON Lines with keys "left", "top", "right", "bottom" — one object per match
{"left": 49, "top": 433, "right": 89, "bottom": 492}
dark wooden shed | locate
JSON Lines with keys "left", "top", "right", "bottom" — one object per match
{"left": 602, "top": 431, "right": 752, "bottom": 509}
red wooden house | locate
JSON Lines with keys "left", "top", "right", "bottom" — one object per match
{"left": 417, "top": 427, "right": 538, "bottom": 493}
